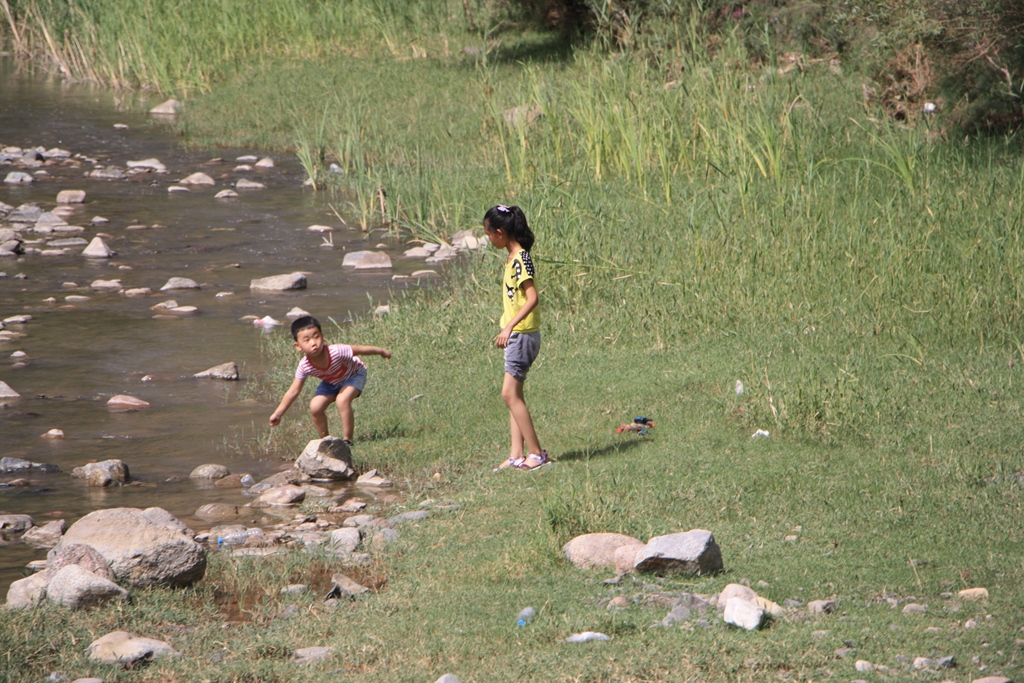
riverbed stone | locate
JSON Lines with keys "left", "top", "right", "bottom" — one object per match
{"left": 106, "top": 394, "right": 150, "bottom": 409}
{"left": 179, "top": 172, "right": 214, "bottom": 186}
{"left": 329, "top": 572, "right": 369, "bottom": 598}
{"left": 235, "top": 178, "right": 266, "bottom": 190}
{"left": 194, "top": 503, "right": 244, "bottom": 522}
{"left": 0, "top": 514, "right": 34, "bottom": 534}
{"left": 342, "top": 250, "right": 392, "bottom": 270}
{"left": 215, "top": 189, "right": 238, "bottom": 199}
{"left": 634, "top": 529, "right": 723, "bottom": 576}
{"left": 47, "top": 543, "right": 116, "bottom": 582}
{"left": 328, "top": 527, "right": 361, "bottom": 554}
{"left": 296, "top": 437, "right": 355, "bottom": 481}
{"left": 89, "top": 166, "right": 126, "bottom": 180}
{"left": 81, "top": 237, "right": 114, "bottom": 258}
{"left": 250, "top": 272, "right": 307, "bottom": 291}
{"left": 355, "top": 469, "right": 392, "bottom": 487}
{"left": 47, "top": 564, "right": 128, "bottom": 609}
{"left": 126, "top": 158, "right": 166, "bottom": 173}
{"left": 6, "top": 572, "right": 49, "bottom": 608}
{"left": 193, "top": 361, "right": 238, "bottom": 380}
{"left": 87, "top": 630, "right": 180, "bottom": 666}
{"left": 56, "top": 189, "right": 86, "bottom": 204}
{"left": 90, "top": 279, "right": 122, "bottom": 291}
{"left": 0, "top": 380, "right": 20, "bottom": 399}
{"left": 252, "top": 484, "right": 306, "bottom": 507}
{"left": 21, "top": 519, "right": 66, "bottom": 548}
{"left": 255, "top": 157, "right": 274, "bottom": 168}
{"left": 0, "top": 458, "right": 58, "bottom": 474}
{"left": 149, "top": 98, "right": 181, "bottom": 115}
{"left": 214, "top": 473, "right": 251, "bottom": 488}
{"left": 4, "top": 171, "right": 33, "bottom": 184}
{"left": 53, "top": 507, "right": 205, "bottom": 587}
{"left": 160, "top": 276, "right": 199, "bottom": 290}
{"left": 563, "top": 532, "right": 645, "bottom": 570}
{"left": 71, "top": 459, "right": 130, "bottom": 486}
{"left": 190, "top": 464, "right": 230, "bottom": 480}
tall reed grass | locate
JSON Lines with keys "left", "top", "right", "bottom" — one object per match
{"left": 0, "top": 0, "right": 471, "bottom": 93}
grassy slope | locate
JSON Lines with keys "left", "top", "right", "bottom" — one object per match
{"left": 3, "top": 7, "right": 1024, "bottom": 683}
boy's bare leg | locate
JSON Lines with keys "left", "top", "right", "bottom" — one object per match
{"left": 334, "top": 386, "right": 361, "bottom": 442}
{"left": 309, "top": 395, "right": 335, "bottom": 438}
{"left": 501, "top": 373, "right": 541, "bottom": 456}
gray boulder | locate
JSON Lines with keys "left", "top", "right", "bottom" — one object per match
{"left": 71, "top": 459, "right": 130, "bottom": 487}
{"left": 6, "top": 572, "right": 48, "bottom": 608}
{"left": 21, "top": 519, "right": 66, "bottom": 548}
{"left": 634, "top": 529, "right": 723, "bottom": 575}
{"left": 189, "top": 464, "right": 230, "bottom": 480}
{"left": 47, "top": 564, "right": 128, "bottom": 609}
{"left": 52, "top": 507, "right": 206, "bottom": 587}
{"left": 252, "top": 484, "right": 306, "bottom": 507}
{"left": 81, "top": 237, "right": 114, "bottom": 258}
{"left": 193, "top": 362, "right": 238, "bottom": 380}
{"left": 47, "top": 543, "right": 116, "bottom": 582}
{"left": 0, "top": 514, "right": 34, "bottom": 534}
{"left": 342, "top": 250, "right": 392, "bottom": 270}
{"left": 250, "top": 272, "right": 307, "bottom": 292}
{"left": 295, "top": 437, "right": 355, "bottom": 480}
{"left": 1, "top": 457, "right": 58, "bottom": 473}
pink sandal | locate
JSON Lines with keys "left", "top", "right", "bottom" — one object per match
{"left": 516, "top": 450, "right": 550, "bottom": 470}
{"left": 493, "top": 455, "right": 525, "bottom": 472}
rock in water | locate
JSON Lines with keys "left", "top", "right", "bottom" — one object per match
{"left": 250, "top": 272, "right": 307, "bottom": 291}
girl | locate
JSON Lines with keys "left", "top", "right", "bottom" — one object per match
{"left": 484, "top": 204, "right": 549, "bottom": 471}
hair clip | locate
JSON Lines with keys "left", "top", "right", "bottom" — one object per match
{"left": 496, "top": 204, "right": 510, "bottom": 213}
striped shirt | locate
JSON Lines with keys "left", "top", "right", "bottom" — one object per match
{"left": 295, "top": 344, "right": 365, "bottom": 385}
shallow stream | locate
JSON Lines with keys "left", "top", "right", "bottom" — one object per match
{"left": 0, "top": 60, "right": 434, "bottom": 592}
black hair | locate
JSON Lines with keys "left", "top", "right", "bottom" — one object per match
{"left": 290, "top": 315, "right": 321, "bottom": 340}
{"left": 483, "top": 204, "right": 535, "bottom": 253}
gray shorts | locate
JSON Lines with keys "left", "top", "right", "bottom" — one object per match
{"left": 504, "top": 331, "right": 541, "bottom": 381}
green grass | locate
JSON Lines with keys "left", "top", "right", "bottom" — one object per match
{"left": 3, "top": 3, "right": 1024, "bottom": 682}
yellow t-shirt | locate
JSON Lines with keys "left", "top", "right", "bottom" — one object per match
{"left": 500, "top": 249, "right": 540, "bottom": 332}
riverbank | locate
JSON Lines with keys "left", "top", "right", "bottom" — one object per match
{"left": 3, "top": 5, "right": 1024, "bottom": 683}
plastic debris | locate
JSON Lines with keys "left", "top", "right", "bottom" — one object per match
{"left": 516, "top": 607, "right": 535, "bottom": 627}
{"left": 616, "top": 416, "right": 655, "bottom": 435}
{"left": 735, "top": 380, "right": 744, "bottom": 395}
{"left": 565, "top": 631, "right": 610, "bottom": 643}
{"left": 751, "top": 429, "right": 770, "bottom": 439}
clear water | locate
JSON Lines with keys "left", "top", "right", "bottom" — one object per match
{"left": 0, "top": 59, "right": 428, "bottom": 592}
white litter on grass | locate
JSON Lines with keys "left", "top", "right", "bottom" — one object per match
{"left": 751, "top": 429, "right": 770, "bottom": 439}
{"left": 734, "top": 380, "right": 744, "bottom": 395}
{"left": 565, "top": 632, "right": 610, "bottom": 643}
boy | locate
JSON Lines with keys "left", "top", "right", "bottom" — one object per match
{"left": 269, "top": 315, "right": 391, "bottom": 443}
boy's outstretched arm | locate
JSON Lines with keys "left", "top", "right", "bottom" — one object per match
{"left": 269, "top": 378, "right": 305, "bottom": 426}
{"left": 350, "top": 345, "right": 392, "bottom": 359}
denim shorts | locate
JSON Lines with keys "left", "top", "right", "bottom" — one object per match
{"left": 314, "top": 368, "right": 367, "bottom": 397}
{"left": 504, "top": 331, "right": 541, "bottom": 382}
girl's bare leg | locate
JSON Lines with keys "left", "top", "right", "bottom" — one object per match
{"left": 501, "top": 372, "right": 541, "bottom": 455}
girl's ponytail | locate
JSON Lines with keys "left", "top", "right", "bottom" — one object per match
{"left": 511, "top": 206, "right": 535, "bottom": 253}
